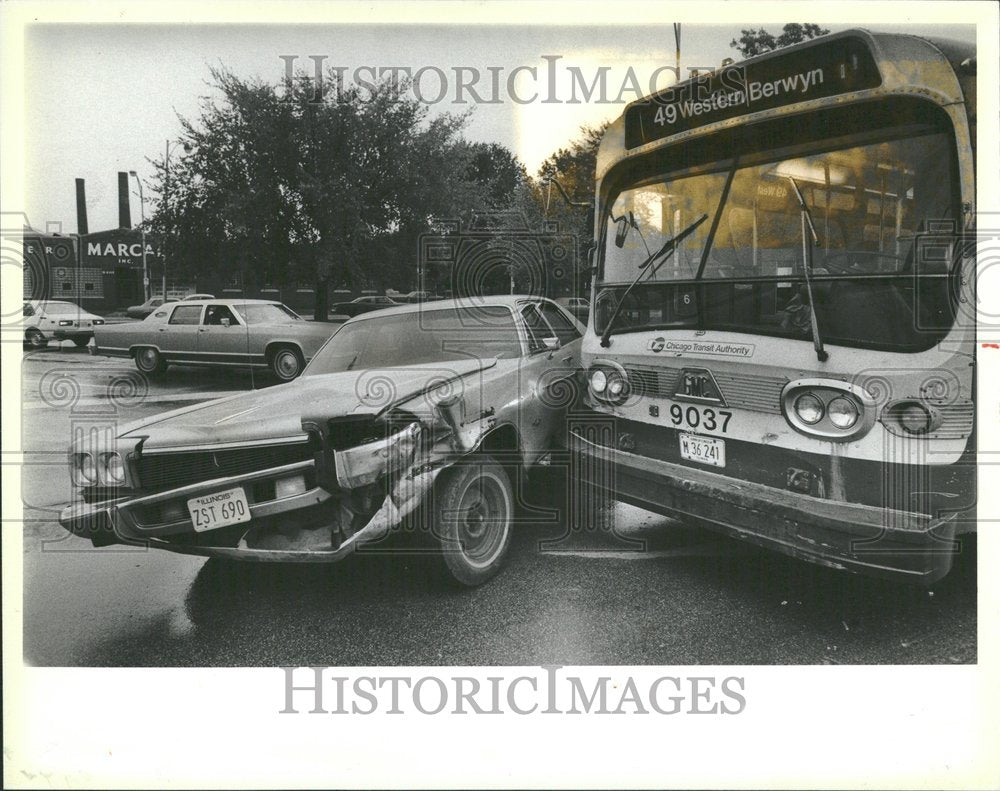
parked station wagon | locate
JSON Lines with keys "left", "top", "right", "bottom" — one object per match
{"left": 61, "top": 296, "right": 584, "bottom": 585}
{"left": 94, "top": 299, "right": 337, "bottom": 381}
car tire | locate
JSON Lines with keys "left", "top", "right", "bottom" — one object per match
{"left": 24, "top": 328, "right": 47, "bottom": 350}
{"left": 429, "top": 455, "right": 513, "bottom": 587}
{"left": 72, "top": 338, "right": 90, "bottom": 348}
{"left": 134, "top": 346, "right": 167, "bottom": 375}
{"left": 269, "top": 345, "right": 304, "bottom": 381}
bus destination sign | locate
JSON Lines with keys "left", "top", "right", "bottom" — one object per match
{"left": 624, "top": 37, "right": 882, "bottom": 149}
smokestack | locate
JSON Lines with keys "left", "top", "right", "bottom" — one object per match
{"left": 75, "top": 178, "right": 89, "bottom": 235}
{"left": 117, "top": 171, "right": 132, "bottom": 228}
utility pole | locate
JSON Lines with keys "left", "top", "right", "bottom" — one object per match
{"left": 674, "top": 23, "right": 681, "bottom": 81}
{"left": 128, "top": 170, "right": 148, "bottom": 301}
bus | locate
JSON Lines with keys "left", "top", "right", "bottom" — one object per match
{"left": 571, "top": 29, "right": 976, "bottom": 582}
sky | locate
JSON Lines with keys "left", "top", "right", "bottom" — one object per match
{"left": 24, "top": 22, "right": 975, "bottom": 235}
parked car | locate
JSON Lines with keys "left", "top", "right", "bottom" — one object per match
{"left": 93, "top": 299, "right": 337, "bottom": 381}
{"left": 555, "top": 296, "right": 589, "bottom": 324}
{"left": 126, "top": 296, "right": 177, "bottom": 320}
{"left": 399, "top": 291, "right": 441, "bottom": 303}
{"left": 60, "top": 296, "right": 584, "bottom": 586}
{"left": 330, "top": 295, "right": 400, "bottom": 318}
{"left": 22, "top": 300, "right": 105, "bottom": 349}
{"left": 181, "top": 293, "right": 215, "bottom": 300}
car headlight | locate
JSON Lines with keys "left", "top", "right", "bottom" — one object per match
{"left": 72, "top": 452, "right": 98, "bottom": 486}
{"left": 100, "top": 452, "right": 126, "bottom": 484}
{"left": 827, "top": 397, "right": 859, "bottom": 429}
{"left": 93, "top": 319, "right": 105, "bottom": 325}
{"left": 589, "top": 369, "right": 607, "bottom": 395}
{"left": 794, "top": 393, "right": 825, "bottom": 425}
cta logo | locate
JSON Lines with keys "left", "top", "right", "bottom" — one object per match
{"left": 648, "top": 336, "right": 666, "bottom": 353}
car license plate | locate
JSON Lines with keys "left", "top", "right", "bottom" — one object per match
{"left": 679, "top": 433, "right": 725, "bottom": 468}
{"left": 187, "top": 487, "right": 251, "bottom": 532}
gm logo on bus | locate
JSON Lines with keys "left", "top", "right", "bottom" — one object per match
{"left": 672, "top": 368, "right": 727, "bottom": 406}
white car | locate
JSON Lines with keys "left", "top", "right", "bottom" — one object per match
{"left": 22, "top": 300, "right": 106, "bottom": 349}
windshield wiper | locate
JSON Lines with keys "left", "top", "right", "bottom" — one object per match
{"left": 599, "top": 213, "right": 709, "bottom": 348}
{"left": 786, "top": 176, "right": 828, "bottom": 363}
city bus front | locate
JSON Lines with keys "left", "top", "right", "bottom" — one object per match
{"left": 572, "top": 30, "right": 976, "bottom": 582}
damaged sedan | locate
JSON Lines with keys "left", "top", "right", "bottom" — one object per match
{"left": 59, "top": 296, "right": 583, "bottom": 585}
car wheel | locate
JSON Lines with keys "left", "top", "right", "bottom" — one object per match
{"left": 24, "top": 328, "right": 47, "bottom": 349}
{"left": 134, "top": 346, "right": 167, "bottom": 375}
{"left": 72, "top": 338, "right": 90, "bottom": 348}
{"left": 431, "top": 455, "right": 513, "bottom": 587}
{"left": 269, "top": 346, "right": 303, "bottom": 381}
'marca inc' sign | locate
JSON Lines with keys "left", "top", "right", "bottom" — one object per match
{"left": 81, "top": 232, "right": 160, "bottom": 268}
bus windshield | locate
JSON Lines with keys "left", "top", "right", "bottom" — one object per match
{"left": 597, "top": 121, "right": 961, "bottom": 352}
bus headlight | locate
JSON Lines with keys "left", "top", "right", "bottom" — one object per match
{"left": 100, "top": 452, "right": 126, "bottom": 485}
{"left": 827, "top": 397, "right": 859, "bottom": 429}
{"left": 588, "top": 363, "right": 630, "bottom": 404}
{"left": 72, "top": 452, "right": 98, "bottom": 486}
{"left": 794, "top": 393, "right": 825, "bottom": 425}
{"left": 897, "top": 402, "right": 933, "bottom": 434}
{"left": 781, "top": 380, "right": 875, "bottom": 441}
{"left": 589, "top": 369, "right": 608, "bottom": 395}
{"left": 606, "top": 371, "right": 626, "bottom": 398}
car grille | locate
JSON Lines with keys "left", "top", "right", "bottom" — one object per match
{"left": 135, "top": 442, "right": 313, "bottom": 491}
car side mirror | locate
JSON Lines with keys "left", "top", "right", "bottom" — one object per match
{"left": 221, "top": 317, "right": 231, "bottom": 327}
{"left": 543, "top": 337, "right": 560, "bottom": 351}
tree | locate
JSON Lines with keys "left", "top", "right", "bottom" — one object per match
{"left": 730, "top": 23, "right": 830, "bottom": 58}
{"left": 528, "top": 123, "right": 607, "bottom": 293}
{"left": 147, "top": 67, "right": 522, "bottom": 318}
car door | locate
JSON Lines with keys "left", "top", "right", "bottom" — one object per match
{"left": 161, "top": 303, "right": 204, "bottom": 359}
{"left": 515, "top": 301, "right": 578, "bottom": 460}
{"left": 198, "top": 304, "right": 249, "bottom": 362}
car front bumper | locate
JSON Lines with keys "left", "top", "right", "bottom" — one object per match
{"left": 52, "top": 329, "right": 95, "bottom": 342}
{"left": 570, "top": 429, "right": 961, "bottom": 583}
{"left": 59, "top": 457, "right": 439, "bottom": 562}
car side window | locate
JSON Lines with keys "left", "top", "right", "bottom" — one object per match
{"left": 204, "top": 305, "right": 238, "bottom": 325}
{"left": 539, "top": 302, "right": 581, "bottom": 345}
{"left": 520, "top": 304, "right": 550, "bottom": 353}
{"left": 169, "top": 305, "right": 203, "bottom": 325}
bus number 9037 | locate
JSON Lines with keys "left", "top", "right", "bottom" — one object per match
{"left": 665, "top": 404, "right": 733, "bottom": 433}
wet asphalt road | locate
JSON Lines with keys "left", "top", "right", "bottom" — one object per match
{"left": 19, "top": 345, "right": 977, "bottom": 666}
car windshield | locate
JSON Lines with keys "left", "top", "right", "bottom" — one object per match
{"left": 40, "top": 302, "right": 79, "bottom": 315}
{"left": 305, "top": 306, "right": 522, "bottom": 375}
{"left": 232, "top": 303, "right": 301, "bottom": 324}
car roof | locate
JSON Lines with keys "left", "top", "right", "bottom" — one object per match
{"left": 341, "top": 294, "right": 556, "bottom": 323}
{"left": 167, "top": 298, "right": 281, "bottom": 306}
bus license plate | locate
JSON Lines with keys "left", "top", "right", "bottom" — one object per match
{"left": 679, "top": 433, "right": 726, "bottom": 468}
{"left": 187, "top": 487, "right": 251, "bottom": 532}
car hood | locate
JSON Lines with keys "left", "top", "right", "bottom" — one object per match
{"left": 118, "top": 358, "right": 496, "bottom": 451}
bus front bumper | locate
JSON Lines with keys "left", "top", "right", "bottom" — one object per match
{"left": 570, "top": 430, "right": 960, "bottom": 583}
